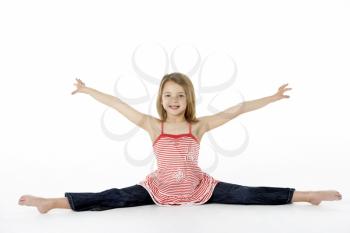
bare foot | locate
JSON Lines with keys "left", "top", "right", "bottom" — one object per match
{"left": 308, "top": 190, "right": 342, "bottom": 205}
{"left": 18, "top": 195, "right": 53, "bottom": 214}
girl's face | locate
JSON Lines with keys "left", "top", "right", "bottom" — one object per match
{"left": 161, "top": 81, "right": 187, "bottom": 117}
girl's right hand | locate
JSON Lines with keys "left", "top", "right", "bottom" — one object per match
{"left": 71, "top": 78, "right": 87, "bottom": 95}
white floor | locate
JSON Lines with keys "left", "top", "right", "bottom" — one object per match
{"left": 2, "top": 198, "right": 349, "bottom": 233}
{"left": 2, "top": 143, "right": 349, "bottom": 233}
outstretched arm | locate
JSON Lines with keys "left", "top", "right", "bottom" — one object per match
{"left": 198, "top": 84, "right": 292, "bottom": 133}
{"left": 71, "top": 78, "right": 156, "bottom": 131}
{"left": 239, "top": 83, "right": 291, "bottom": 114}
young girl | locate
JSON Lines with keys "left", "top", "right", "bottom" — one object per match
{"left": 19, "top": 73, "right": 342, "bottom": 213}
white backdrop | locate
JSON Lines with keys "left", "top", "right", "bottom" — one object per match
{"left": 1, "top": 0, "right": 349, "bottom": 232}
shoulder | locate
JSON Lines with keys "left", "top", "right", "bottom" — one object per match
{"left": 190, "top": 117, "right": 208, "bottom": 142}
{"left": 143, "top": 116, "right": 161, "bottom": 140}
{"left": 145, "top": 115, "right": 161, "bottom": 131}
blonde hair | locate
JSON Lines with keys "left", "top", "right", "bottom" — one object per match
{"left": 156, "top": 73, "right": 199, "bottom": 123}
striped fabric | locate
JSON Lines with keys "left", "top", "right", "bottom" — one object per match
{"left": 139, "top": 121, "right": 219, "bottom": 206}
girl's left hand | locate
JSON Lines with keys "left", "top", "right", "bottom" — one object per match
{"left": 71, "top": 78, "right": 87, "bottom": 95}
{"left": 273, "top": 83, "right": 292, "bottom": 101}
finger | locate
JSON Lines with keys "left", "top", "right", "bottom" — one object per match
{"left": 279, "top": 83, "right": 289, "bottom": 89}
{"left": 281, "top": 88, "right": 292, "bottom": 93}
{"left": 71, "top": 90, "right": 77, "bottom": 95}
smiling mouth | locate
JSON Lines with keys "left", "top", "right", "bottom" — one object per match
{"left": 169, "top": 105, "right": 180, "bottom": 109}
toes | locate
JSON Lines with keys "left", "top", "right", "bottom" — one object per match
{"left": 18, "top": 195, "right": 35, "bottom": 205}
{"left": 18, "top": 196, "right": 26, "bottom": 204}
{"left": 335, "top": 192, "right": 342, "bottom": 199}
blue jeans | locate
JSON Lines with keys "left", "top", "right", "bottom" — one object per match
{"left": 64, "top": 182, "right": 295, "bottom": 211}
{"left": 205, "top": 181, "right": 295, "bottom": 205}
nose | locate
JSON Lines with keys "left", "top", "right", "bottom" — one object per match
{"left": 170, "top": 96, "right": 180, "bottom": 102}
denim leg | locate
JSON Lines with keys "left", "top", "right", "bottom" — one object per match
{"left": 65, "top": 184, "right": 155, "bottom": 211}
{"left": 205, "top": 181, "right": 295, "bottom": 205}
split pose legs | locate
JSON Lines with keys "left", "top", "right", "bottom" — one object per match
{"left": 18, "top": 182, "right": 342, "bottom": 214}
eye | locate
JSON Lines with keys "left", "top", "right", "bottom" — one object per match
{"left": 163, "top": 94, "right": 185, "bottom": 98}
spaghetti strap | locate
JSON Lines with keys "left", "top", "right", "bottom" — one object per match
{"left": 189, "top": 122, "right": 191, "bottom": 134}
{"left": 161, "top": 121, "right": 164, "bottom": 134}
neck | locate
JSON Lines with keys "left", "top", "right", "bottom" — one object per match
{"left": 165, "top": 115, "right": 187, "bottom": 123}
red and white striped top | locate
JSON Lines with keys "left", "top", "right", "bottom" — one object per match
{"left": 139, "top": 121, "right": 219, "bottom": 206}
